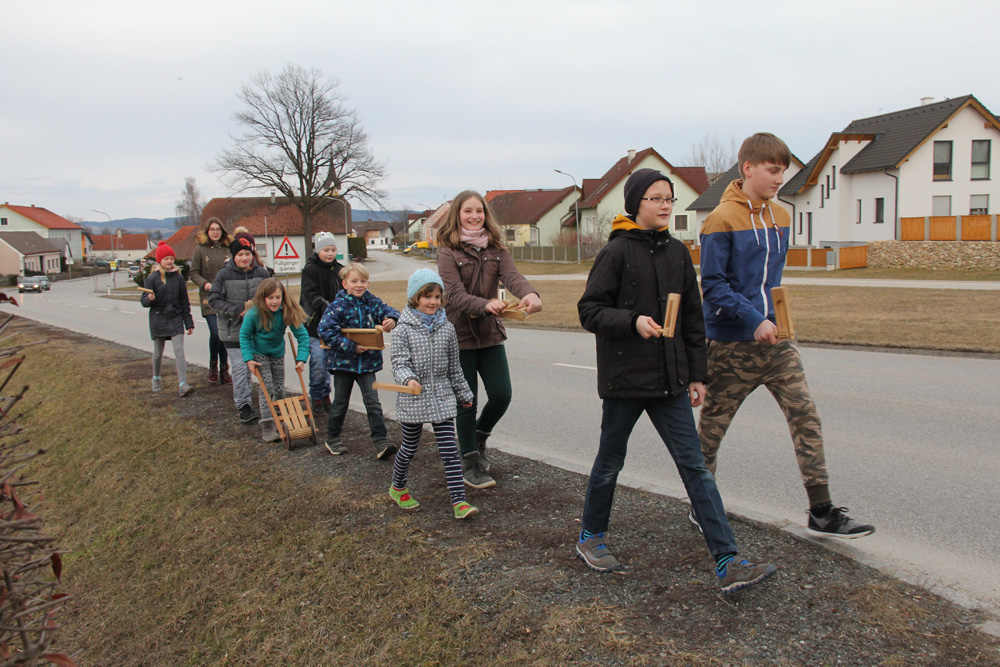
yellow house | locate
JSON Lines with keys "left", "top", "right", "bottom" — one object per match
{"left": 486, "top": 187, "right": 581, "bottom": 246}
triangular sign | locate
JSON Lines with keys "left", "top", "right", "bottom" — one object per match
{"left": 274, "top": 236, "right": 299, "bottom": 259}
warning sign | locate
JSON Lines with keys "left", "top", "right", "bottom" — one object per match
{"left": 274, "top": 236, "right": 299, "bottom": 260}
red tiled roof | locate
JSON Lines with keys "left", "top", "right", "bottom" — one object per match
{"left": 673, "top": 167, "right": 710, "bottom": 194}
{"left": 200, "top": 197, "right": 348, "bottom": 236}
{"left": 576, "top": 148, "right": 706, "bottom": 208}
{"left": 144, "top": 226, "right": 199, "bottom": 260}
{"left": 90, "top": 233, "right": 150, "bottom": 251}
{"left": 488, "top": 187, "right": 578, "bottom": 225}
{"left": 1, "top": 204, "right": 83, "bottom": 230}
{"left": 484, "top": 190, "right": 520, "bottom": 203}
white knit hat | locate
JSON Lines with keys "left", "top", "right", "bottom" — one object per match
{"left": 314, "top": 232, "right": 338, "bottom": 252}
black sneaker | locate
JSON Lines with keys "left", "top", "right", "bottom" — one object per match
{"left": 807, "top": 506, "right": 875, "bottom": 539}
{"left": 311, "top": 399, "right": 327, "bottom": 415}
{"left": 325, "top": 439, "right": 347, "bottom": 455}
{"left": 717, "top": 559, "right": 777, "bottom": 595}
{"left": 375, "top": 442, "right": 397, "bottom": 460}
{"left": 239, "top": 404, "right": 258, "bottom": 424}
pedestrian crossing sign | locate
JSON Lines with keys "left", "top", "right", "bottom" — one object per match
{"left": 274, "top": 236, "right": 299, "bottom": 260}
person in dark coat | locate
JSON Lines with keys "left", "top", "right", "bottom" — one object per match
{"left": 141, "top": 241, "right": 195, "bottom": 397}
{"left": 298, "top": 232, "right": 344, "bottom": 414}
{"left": 189, "top": 216, "right": 232, "bottom": 384}
{"left": 575, "top": 168, "right": 776, "bottom": 596}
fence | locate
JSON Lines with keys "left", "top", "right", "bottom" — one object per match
{"left": 509, "top": 246, "right": 581, "bottom": 263}
{"left": 899, "top": 215, "right": 998, "bottom": 242}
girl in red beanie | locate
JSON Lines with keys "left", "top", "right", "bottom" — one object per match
{"left": 141, "top": 241, "right": 195, "bottom": 396}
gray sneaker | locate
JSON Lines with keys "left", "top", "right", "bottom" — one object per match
{"left": 462, "top": 452, "right": 495, "bottom": 489}
{"left": 717, "top": 559, "right": 777, "bottom": 595}
{"left": 575, "top": 532, "right": 620, "bottom": 572}
{"left": 689, "top": 509, "right": 703, "bottom": 534}
{"left": 476, "top": 430, "right": 491, "bottom": 472}
{"left": 179, "top": 382, "right": 194, "bottom": 397}
{"left": 325, "top": 439, "right": 347, "bottom": 455}
{"left": 807, "top": 506, "right": 875, "bottom": 539}
{"left": 260, "top": 419, "right": 281, "bottom": 443}
{"left": 152, "top": 377, "right": 162, "bottom": 393}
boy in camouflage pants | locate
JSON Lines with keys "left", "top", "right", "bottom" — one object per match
{"left": 697, "top": 133, "right": 874, "bottom": 539}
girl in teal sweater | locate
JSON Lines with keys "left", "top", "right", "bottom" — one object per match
{"left": 240, "top": 278, "right": 310, "bottom": 442}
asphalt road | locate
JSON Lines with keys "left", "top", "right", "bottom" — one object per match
{"left": 5, "top": 255, "right": 999, "bottom": 614}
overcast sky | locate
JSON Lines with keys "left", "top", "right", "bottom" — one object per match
{"left": 3, "top": 0, "right": 997, "bottom": 222}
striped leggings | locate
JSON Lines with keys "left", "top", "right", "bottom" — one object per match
{"left": 392, "top": 420, "right": 466, "bottom": 505}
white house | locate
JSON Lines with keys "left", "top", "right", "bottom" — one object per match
{"left": 487, "top": 187, "right": 581, "bottom": 246}
{"left": 779, "top": 95, "right": 1000, "bottom": 246}
{"left": 0, "top": 203, "right": 85, "bottom": 263}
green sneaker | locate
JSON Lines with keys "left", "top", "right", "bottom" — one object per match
{"left": 453, "top": 502, "right": 479, "bottom": 520}
{"left": 389, "top": 487, "right": 419, "bottom": 510}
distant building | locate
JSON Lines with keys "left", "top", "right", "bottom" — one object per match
{"left": 486, "top": 187, "right": 581, "bottom": 246}
{"left": 89, "top": 233, "right": 152, "bottom": 262}
{"left": 144, "top": 226, "right": 200, "bottom": 262}
{"left": 0, "top": 203, "right": 85, "bottom": 263}
{"left": 0, "top": 232, "right": 63, "bottom": 276}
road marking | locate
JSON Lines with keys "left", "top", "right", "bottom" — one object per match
{"left": 97, "top": 307, "right": 111, "bottom": 311}
{"left": 554, "top": 363, "right": 596, "bottom": 371}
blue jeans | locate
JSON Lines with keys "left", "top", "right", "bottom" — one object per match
{"left": 204, "top": 315, "right": 226, "bottom": 369}
{"left": 326, "top": 371, "right": 387, "bottom": 445}
{"left": 307, "top": 337, "right": 330, "bottom": 401}
{"left": 581, "top": 393, "right": 738, "bottom": 558}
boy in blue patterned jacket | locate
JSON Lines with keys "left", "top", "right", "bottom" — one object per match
{"left": 317, "top": 262, "right": 399, "bottom": 457}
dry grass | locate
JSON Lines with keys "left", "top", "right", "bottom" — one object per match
{"left": 783, "top": 267, "right": 1000, "bottom": 281}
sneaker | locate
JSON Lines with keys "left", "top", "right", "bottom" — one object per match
{"left": 261, "top": 419, "right": 281, "bottom": 443}
{"left": 151, "top": 377, "right": 162, "bottom": 393}
{"left": 220, "top": 366, "right": 232, "bottom": 385}
{"left": 311, "top": 398, "right": 327, "bottom": 415}
{"left": 322, "top": 396, "right": 331, "bottom": 412}
{"left": 462, "top": 452, "right": 496, "bottom": 489}
{"left": 375, "top": 442, "right": 397, "bottom": 460}
{"left": 476, "top": 430, "right": 491, "bottom": 472}
{"left": 717, "top": 559, "right": 777, "bottom": 595}
{"left": 325, "top": 439, "right": 347, "bottom": 455}
{"left": 179, "top": 382, "right": 194, "bottom": 397}
{"left": 453, "top": 502, "right": 479, "bottom": 520}
{"left": 807, "top": 506, "right": 875, "bottom": 539}
{"left": 238, "top": 404, "right": 258, "bottom": 424}
{"left": 689, "top": 509, "right": 703, "bottom": 534}
{"left": 389, "top": 486, "right": 419, "bottom": 510}
{"left": 208, "top": 362, "right": 218, "bottom": 383}
{"left": 576, "top": 532, "right": 620, "bottom": 572}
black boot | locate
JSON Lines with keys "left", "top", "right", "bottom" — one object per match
{"left": 462, "top": 452, "right": 495, "bottom": 489}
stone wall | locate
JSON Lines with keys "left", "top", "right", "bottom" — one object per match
{"left": 868, "top": 241, "right": 1000, "bottom": 270}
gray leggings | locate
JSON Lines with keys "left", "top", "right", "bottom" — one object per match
{"left": 254, "top": 354, "right": 285, "bottom": 419}
{"left": 153, "top": 336, "right": 188, "bottom": 386}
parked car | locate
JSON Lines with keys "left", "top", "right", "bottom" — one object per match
{"left": 128, "top": 266, "right": 142, "bottom": 277}
{"left": 403, "top": 241, "right": 430, "bottom": 254}
{"left": 17, "top": 276, "right": 44, "bottom": 293}
{"left": 36, "top": 275, "right": 51, "bottom": 290}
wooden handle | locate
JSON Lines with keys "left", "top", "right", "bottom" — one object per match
{"left": 771, "top": 286, "right": 795, "bottom": 339}
{"left": 138, "top": 287, "right": 154, "bottom": 294}
{"left": 660, "top": 293, "right": 681, "bottom": 337}
{"left": 373, "top": 381, "right": 421, "bottom": 395}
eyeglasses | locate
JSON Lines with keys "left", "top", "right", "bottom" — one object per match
{"left": 641, "top": 197, "right": 678, "bottom": 205}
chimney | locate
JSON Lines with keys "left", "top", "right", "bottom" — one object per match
{"left": 627, "top": 149, "right": 636, "bottom": 162}
{"left": 920, "top": 96, "right": 934, "bottom": 106}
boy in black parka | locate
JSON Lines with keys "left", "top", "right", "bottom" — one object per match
{"left": 299, "top": 232, "right": 345, "bottom": 414}
{"left": 575, "top": 168, "right": 776, "bottom": 595}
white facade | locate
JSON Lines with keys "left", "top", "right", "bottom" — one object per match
{"left": 0, "top": 206, "right": 84, "bottom": 260}
{"left": 256, "top": 232, "right": 350, "bottom": 273}
{"left": 536, "top": 189, "right": 582, "bottom": 245}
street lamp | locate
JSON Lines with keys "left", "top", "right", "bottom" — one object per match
{"left": 554, "top": 170, "right": 581, "bottom": 264}
{"left": 92, "top": 209, "right": 118, "bottom": 287}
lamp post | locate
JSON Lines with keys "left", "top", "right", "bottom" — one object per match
{"left": 554, "top": 170, "right": 581, "bottom": 264}
{"left": 92, "top": 209, "right": 117, "bottom": 287}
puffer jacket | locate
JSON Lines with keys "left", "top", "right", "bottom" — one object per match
{"left": 299, "top": 254, "right": 345, "bottom": 338}
{"left": 437, "top": 245, "right": 538, "bottom": 349}
{"left": 699, "top": 179, "right": 791, "bottom": 341}
{"left": 317, "top": 289, "right": 400, "bottom": 374}
{"left": 391, "top": 306, "right": 473, "bottom": 423}
{"left": 188, "top": 233, "right": 231, "bottom": 317}
{"left": 140, "top": 269, "right": 194, "bottom": 340}
{"left": 207, "top": 259, "right": 271, "bottom": 343}
{"left": 239, "top": 307, "right": 310, "bottom": 363}
{"left": 578, "top": 215, "right": 706, "bottom": 399}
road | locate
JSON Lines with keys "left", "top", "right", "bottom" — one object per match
{"left": 4, "top": 254, "right": 999, "bottom": 614}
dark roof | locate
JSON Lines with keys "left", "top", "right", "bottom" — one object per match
{"left": 200, "top": 197, "right": 349, "bottom": 236}
{"left": 780, "top": 150, "right": 823, "bottom": 196}
{"left": 353, "top": 220, "right": 391, "bottom": 234}
{"left": 488, "top": 187, "right": 578, "bottom": 225}
{"left": 144, "top": 226, "right": 199, "bottom": 260}
{"left": 90, "top": 233, "right": 150, "bottom": 251}
{"left": 687, "top": 164, "right": 741, "bottom": 211}
{"left": 0, "top": 231, "right": 63, "bottom": 256}
{"left": 0, "top": 205, "right": 83, "bottom": 230}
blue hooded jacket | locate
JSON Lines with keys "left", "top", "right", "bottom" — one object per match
{"left": 317, "top": 289, "right": 400, "bottom": 374}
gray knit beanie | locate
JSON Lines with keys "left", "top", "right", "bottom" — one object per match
{"left": 314, "top": 232, "right": 338, "bottom": 253}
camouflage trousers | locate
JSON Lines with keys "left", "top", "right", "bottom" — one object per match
{"left": 698, "top": 339, "right": 831, "bottom": 505}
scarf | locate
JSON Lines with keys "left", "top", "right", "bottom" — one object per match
{"left": 460, "top": 227, "right": 489, "bottom": 249}
{"left": 418, "top": 308, "right": 446, "bottom": 331}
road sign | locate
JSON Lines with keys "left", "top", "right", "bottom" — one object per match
{"left": 273, "top": 258, "right": 301, "bottom": 274}
{"left": 274, "top": 236, "right": 299, "bottom": 260}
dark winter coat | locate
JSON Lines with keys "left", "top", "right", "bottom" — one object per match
{"left": 140, "top": 269, "right": 194, "bottom": 340}
{"left": 317, "top": 289, "right": 400, "bottom": 374}
{"left": 299, "top": 254, "right": 346, "bottom": 338}
{"left": 390, "top": 307, "right": 473, "bottom": 424}
{"left": 577, "top": 215, "right": 707, "bottom": 399}
{"left": 207, "top": 259, "right": 271, "bottom": 343}
{"left": 188, "top": 234, "right": 231, "bottom": 318}
{"left": 437, "top": 245, "right": 538, "bottom": 349}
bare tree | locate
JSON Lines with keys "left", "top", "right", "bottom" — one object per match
{"left": 684, "top": 134, "right": 739, "bottom": 182}
{"left": 174, "top": 177, "right": 204, "bottom": 230}
{"left": 213, "top": 64, "right": 387, "bottom": 257}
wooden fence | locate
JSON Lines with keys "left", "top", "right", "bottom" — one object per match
{"left": 899, "top": 215, "right": 998, "bottom": 241}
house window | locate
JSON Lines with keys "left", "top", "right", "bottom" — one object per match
{"left": 0, "top": 217, "right": 6, "bottom": 226}
{"left": 825, "top": 175, "right": 831, "bottom": 198}
{"left": 932, "top": 195, "right": 952, "bottom": 216}
{"left": 505, "top": 228, "right": 516, "bottom": 242}
{"left": 831, "top": 166, "right": 836, "bottom": 190}
{"left": 798, "top": 212, "right": 803, "bottom": 235}
{"left": 970, "top": 194, "right": 989, "bottom": 215}
{"left": 856, "top": 200, "right": 862, "bottom": 224}
{"left": 933, "top": 141, "right": 952, "bottom": 180}
{"left": 820, "top": 184, "right": 825, "bottom": 207}
{"left": 875, "top": 198, "right": 885, "bottom": 223}
{"left": 673, "top": 214, "right": 688, "bottom": 231}
{"left": 972, "top": 140, "right": 990, "bottom": 180}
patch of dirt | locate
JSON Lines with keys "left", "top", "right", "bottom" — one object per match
{"left": 29, "top": 319, "right": 1000, "bottom": 666}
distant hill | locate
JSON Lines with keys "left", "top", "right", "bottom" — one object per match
{"left": 82, "top": 217, "right": 180, "bottom": 234}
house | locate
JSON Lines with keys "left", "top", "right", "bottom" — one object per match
{"left": 486, "top": 187, "right": 581, "bottom": 246}
{"left": 353, "top": 219, "right": 394, "bottom": 248}
{"left": 200, "top": 197, "right": 349, "bottom": 270}
{"left": 0, "top": 232, "right": 64, "bottom": 276}
{"left": 144, "top": 226, "right": 200, "bottom": 262}
{"left": 567, "top": 149, "right": 710, "bottom": 243}
{"left": 89, "top": 233, "right": 152, "bottom": 262}
{"left": 779, "top": 95, "right": 1000, "bottom": 247}
{"left": 0, "top": 203, "right": 85, "bottom": 263}
{"left": 422, "top": 202, "right": 452, "bottom": 248}
{"left": 687, "top": 157, "right": 805, "bottom": 236}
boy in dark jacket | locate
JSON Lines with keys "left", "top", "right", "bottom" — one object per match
{"left": 299, "top": 232, "right": 345, "bottom": 414}
{"left": 698, "top": 133, "right": 874, "bottom": 539}
{"left": 317, "top": 262, "right": 399, "bottom": 457}
{"left": 576, "top": 168, "right": 776, "bottom": 595}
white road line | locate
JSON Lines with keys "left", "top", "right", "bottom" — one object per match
{"left": 554, "top": 363, "right": 597, "bottom": 371}
{"left": 97, "top": 308, "right": 111, "bottom": 311}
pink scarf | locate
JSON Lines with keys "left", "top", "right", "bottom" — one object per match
{"left": 460, "top": 227, "right": 490, "bottom": 249}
